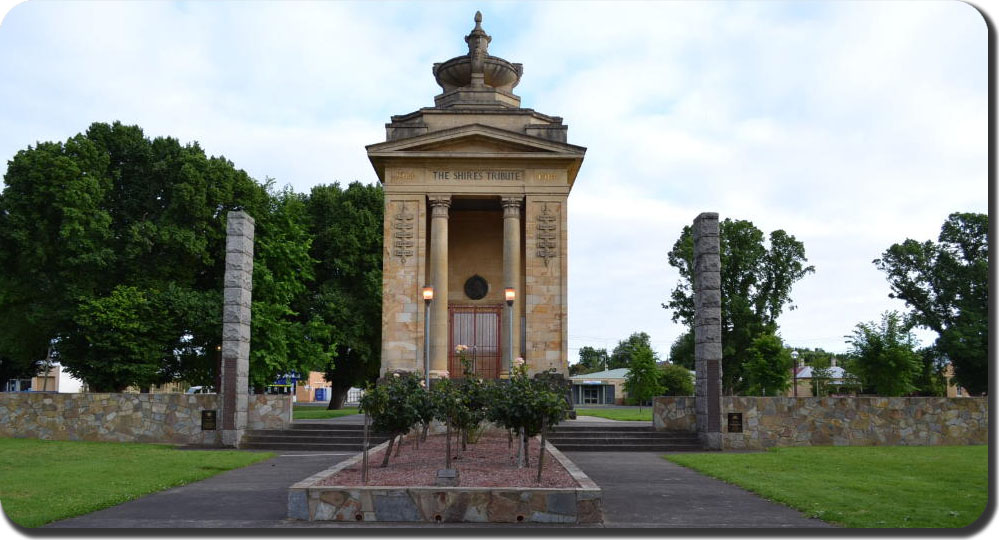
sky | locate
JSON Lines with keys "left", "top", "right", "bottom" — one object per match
{"left": 0, "top": 0, "right": 989, "bottom": 362}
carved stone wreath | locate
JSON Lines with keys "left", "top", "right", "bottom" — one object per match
{"left": 463, "top": 275, "right": 489, "bottom": 300}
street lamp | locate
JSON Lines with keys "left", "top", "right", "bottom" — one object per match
{"left": 791, "top": 350, "right": 800, "bottom": 398}
{"left": 505, "top": 287, "right": 515, "bottom": 375}
{"left": 422, "top": 285, "right": 433, "bottom": 389}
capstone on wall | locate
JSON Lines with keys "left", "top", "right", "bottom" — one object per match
{"left": 0, "top": 393, "right": 291, "bottom": 445}
{"left": 653, "top": 396, "right": 987, "bottom": 450}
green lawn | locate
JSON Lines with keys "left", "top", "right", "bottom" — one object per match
{"left": 292, "top": 405, "right": 360, "bottom": 420}
{"left": 0, "top": 438, "right": 273, "bottom": 528}
{"left": 665, "top": 445, "right": 988, "bottom": 528}
{"left": 574, "top": 407, "right": 652, "bottom": 421}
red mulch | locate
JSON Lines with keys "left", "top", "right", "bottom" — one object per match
{"left": 318, "top": 432, "right": 579, "bottom": 488}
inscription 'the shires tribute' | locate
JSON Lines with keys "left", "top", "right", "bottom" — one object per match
{"left": 366, "top": 12, "right": 586, "bottom": 380}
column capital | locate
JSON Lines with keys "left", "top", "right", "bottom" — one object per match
{"left": 501, "top": 196, "right": 523, "bottom": 218}
{"left": 428, "top": 194, "right": 451, "bottom": 218}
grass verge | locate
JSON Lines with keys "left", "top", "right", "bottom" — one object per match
{"left": 0, "top": 438, "right": 273, "bottom": 528}
{"left": 574, "top": 408, "right": 652, "bottom": 421}
{"left": 664, "top": 445, "right": 987, "bottom": 528}
{"left": 293, "top": 406, "right": 359, "bottom": 420}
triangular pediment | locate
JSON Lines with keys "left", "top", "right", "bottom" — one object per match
{"left": 406, "top": 135, "right": 546, "bottom": 154}
{"left": 366, "top": 124, "right": 585, "bottom": 157}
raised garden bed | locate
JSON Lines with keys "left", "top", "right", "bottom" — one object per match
{"left": 288, "top": 432, "right": 603, "bottom": 523}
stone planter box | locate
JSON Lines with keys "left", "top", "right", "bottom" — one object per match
{"left": 287, "top": 439, "right": 603, "bottom": 524}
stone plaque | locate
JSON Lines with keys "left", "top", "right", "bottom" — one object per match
{"left": 202, "top": 410, "right": 217, "bottom": 431}
{"left": 463, "top": 275, "right": 489, "bottom": 300}
{"left": 727, "top": 413, "right": 742, "bottom": 433}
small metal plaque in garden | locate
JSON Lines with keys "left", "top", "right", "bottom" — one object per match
{"left": 202, "top": 410, "right": 217, "bottom": 431}
{"left": 727, "top": 413, "right": 743, "bottom": 433}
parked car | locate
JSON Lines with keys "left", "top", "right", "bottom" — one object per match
{"left": 185, "top": 386, "right": 214, "bottom": 394}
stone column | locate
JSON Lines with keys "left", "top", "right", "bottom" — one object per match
{"left": 501, "top": 196, "right": 523, "bottom": 376}
{"left": 693, "top": 212, "right": 723, "bottom": 450}
{"left": 428, "top": 195, "right": 451, "bottom": 377}
{"left": 220, "top": 211, "right": 254, "bottom": 448}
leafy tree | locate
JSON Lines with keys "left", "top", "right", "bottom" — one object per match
{"left": 609, "top": 332, "right": 658, "bottom": 369}
{"left": 668, "top": 331, "right": 695, "bottom": 370}
{"left": 911, "top": 347, "right": 948, "bottom": 397}
{"left": 808, "top": 355, "right": 834, "bottom": 397}
{"left": 742, "top": 333, "right": 793, "bottom": 396}
{"left": 665, "top": 219, "right": 814, "bottom": 394}
{"left": 361, "top": 373, "right": 421, "bottom": 467}
{"left": 0, "top": 122, "right": 326, "bottom": 391}
{"left": 658, "top": 363, "right": 694, "bottom": 396}
{"left": 874, "top": 212, "right": 988, "bottom": 395}
{"left": 625, "top": 347, "right": 662, "bottom": 409}
{"left": 570, "top": 346, "right": 608, "bottom": 375}
{"left": 845, "top": 311, "right": 922, "bottom": 396}
{"left": 306, "top": 182, "right": 384, "bottom": 408}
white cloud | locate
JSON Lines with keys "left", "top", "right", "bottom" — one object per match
{"left": 0, "top": 0, "right": 987, "bottom": 361}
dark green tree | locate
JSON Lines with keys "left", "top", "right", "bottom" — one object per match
{"left": 306, "top": 182, "right": 384, "bottom": 409}
{"left": 668, "top": 331, "right": 695, "bottom": 370}
{"left": 625, "top": 347, "right": 663, "bottom": 409}
{"left": 845, "top": 311, "right": 922, "bottom": 396}
{"left": 911, "top": 347, "right": 948, "bottom": 397}
{"left": 808, "top": 354, "right": 834, "bottom": 397}
{"left": 609, "top": 332, "right": 658, "bottom": 369}
{"left": 570, "top": 346, "right": 608, "bottom": 375}
{"left": 0, "top": 122, "right": 325, "bottom": 391}
{"left": 665, "top": 219, "right": 814, "bottom": 394}
{"left": 658, "top": 363, "right": 694, "bottom": 396}
{"left": 874, "top": 212, "right": 988, "bottom": 395}
{"left": 742, "top": 333, "right": 792, "bottom": 396}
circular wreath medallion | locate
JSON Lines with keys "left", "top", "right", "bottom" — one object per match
{"left": 463, "top": 275, "right": 489, "bottom": 300}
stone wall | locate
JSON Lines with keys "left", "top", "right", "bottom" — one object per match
{"left": 653, "top": 396, "right": 987, "bottom": 450}
{"left": 0, "top": 393, "right": 291, "bottom": 446}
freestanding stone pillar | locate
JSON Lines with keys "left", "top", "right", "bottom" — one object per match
{"left": 693, "top": 212, "right": 723, "bottom": 450}
{"left": 220, "top": 211, "right": 254, "bottom": 447}
{"left": 428, "top": 195, "right": 451, "bottom": 376}
{"left": 501, "top": 196, "right": 522, "bottom": 375}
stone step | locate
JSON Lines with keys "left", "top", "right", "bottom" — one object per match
{"left": 551, "top": 442, "right": 704, "bottom": 452}
{"left": 242, "top": 435, "right": 389, "bottom": 445}
{"left": 550, "top": 424, "right": 655, "bottom": 432}
{"left": 547, "top": 437, "right": 699, "bottom": 446}
{"left": 547, "top": 431, "right": 694, "bottom": 439}
{"left": 239, "top": 441, "right": 375, "bottom": 452}
{"left": 288, "top": 423, "right": 366, "bottom": 431}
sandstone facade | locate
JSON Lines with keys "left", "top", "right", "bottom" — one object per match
{"left": 368, "top": 14, "right": 584, "bottom": 379}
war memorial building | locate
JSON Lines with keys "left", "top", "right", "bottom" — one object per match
{"left": 367, "top": 13, "right": 585, "bottom": 380}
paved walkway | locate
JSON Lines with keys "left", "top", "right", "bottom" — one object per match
{"left": 45, "top": 416, "right": 831, "bottom": 529}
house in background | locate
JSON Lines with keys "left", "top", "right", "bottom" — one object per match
{"left": 569, "top": 368, "right": 629, "bottom": 405}
{"left": 786, "top": 358, "right": 860, "bottom": 397}
{"left": 294, "top": 371, "right": 332, "bottom": 403}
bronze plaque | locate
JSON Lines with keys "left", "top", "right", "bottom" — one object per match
{"left": 463, "top": 275, "right": 489, "bottom": 300}
{"left": 727, "top": 413, "right": 743, "bottom": 433}
{"left": 202, "top": 410, "right": 217, "bottom": 431}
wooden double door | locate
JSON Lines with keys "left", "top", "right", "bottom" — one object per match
{"left": 448, "top": 305, "right": 502, "bottom": 379}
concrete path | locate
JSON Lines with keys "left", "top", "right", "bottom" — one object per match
{"left": 565, "top": 452, "right": 831, "bottom": 528}
{"left": 45, "top": 440, "right": 830, "bottom": 529}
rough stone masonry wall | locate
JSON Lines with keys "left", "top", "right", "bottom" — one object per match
{"left": 0, "top": 393, "right": 291, "bottom": 446}
{"left": 653, "top": 396, "right": 988, "bottom": 450}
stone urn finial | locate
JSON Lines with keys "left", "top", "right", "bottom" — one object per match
{"left": 465, "top": 10, "right": 492, "bottom": 76}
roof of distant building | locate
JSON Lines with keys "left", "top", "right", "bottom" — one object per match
{"left": 796, "top": 366, "right": 850, "bottom": 381}
{"left": 570, "top": 368, "right": 630, "bottom": 380}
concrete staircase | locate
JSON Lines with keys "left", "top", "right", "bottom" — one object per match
{"left": 240, "top": 423, "right": 390, "bottom": 452}
{"left": 547, "top": 424, "right": 703, "bottom": 452}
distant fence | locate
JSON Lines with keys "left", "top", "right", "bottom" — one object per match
{"left": 345, "top": 387, "right": 364, "bottom": 405}
{"left": 653, "top": 396, "right": 987, "bottom": 450}
{"left": 0, "top": 392, "right": 291, "bottom": 446}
